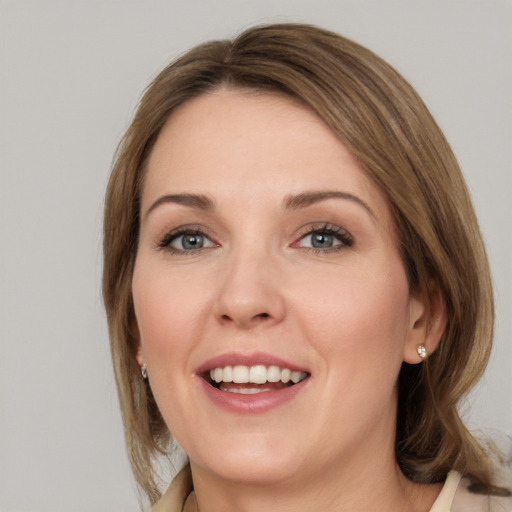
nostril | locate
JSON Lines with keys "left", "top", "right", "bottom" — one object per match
{"left": 252, "top": 312, "right": 271, "bottom": 321}
{"left": 218, "top": 310, "right": 274, "bottom": 327}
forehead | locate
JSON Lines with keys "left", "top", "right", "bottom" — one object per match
{"left": 142, "top": 89, "right": 391, "bottom": 224}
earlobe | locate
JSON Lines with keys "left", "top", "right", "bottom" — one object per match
{"left": 403, "top": 284, "right": 447, "bottom": 364}
{"left": 136, "top": 343, "right": 144, "bottom": 367}
{"left": 133, "top": 328, "right": 148, "bottom": 380}
{"left": 130, "top": 316, "right": 145, "bottom": 366}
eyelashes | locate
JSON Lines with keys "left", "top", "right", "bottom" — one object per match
{"left": 292, "top": 223, "right": 354, "bottom": 253}
{"left": 157, "top": 223, "right": 354, "bottom": 255}
{"left": 157, "top": 226, "right": 217, "bottom": 254}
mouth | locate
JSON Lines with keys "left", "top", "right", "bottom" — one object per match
{"left": 204, "top": 364, "right": 310, "bottom": 394}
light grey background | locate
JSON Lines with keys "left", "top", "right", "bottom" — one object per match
{"left": 0, "top": 1, "right": 510, "bottom": 511}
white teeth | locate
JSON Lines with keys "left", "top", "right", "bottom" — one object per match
{"left": 208, "top": 365, "right": 308, "bottom": 385}
{"left": 232, "top": 365, "right": 249, "bottom": 383}
{"left": 223, "top": 365, "right": 233, "bottom": 382}
{"left": 267, "top": 365, "right": 281, "bottom": 382}
{"left": 220, "top": 386, "right": 272, "bottom": 394}
{"left": 249, "top": 365, "right": 267, "bottom": 384}
{"left": 290, "top": 371, "right": 302, "bottom": 384}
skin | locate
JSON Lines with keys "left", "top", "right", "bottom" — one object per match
{"left": 132, "top": 89, "right": 446, "bottom": 512}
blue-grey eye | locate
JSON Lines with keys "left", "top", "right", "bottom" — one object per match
{"left": 170, "top": 233, "right": 211, "bottom": 250}
{"left": 310, "top": 233, "right": 335, "bottom": 248}
{"left": 301, "top": 232, "right": 341, "bottom": 249}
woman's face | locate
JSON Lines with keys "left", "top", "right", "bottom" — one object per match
{"left": 132, "top": 89, "right": 427, "bottom": 486}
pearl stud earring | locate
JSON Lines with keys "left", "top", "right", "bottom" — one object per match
{"left": 141, "top": 364, "right": 148, "bottom": 379}
{"left": 417, "top": 345, "right": 427, "bottom": 360}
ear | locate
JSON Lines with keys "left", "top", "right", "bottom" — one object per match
{"left": 403, "top": 283, "right": 447, "bottom": 364}
{"left": 131, "top": 316, "right": 145, "bottom": 367}
{"left": 135, "top": 343, "right": 145, "bottom": 367}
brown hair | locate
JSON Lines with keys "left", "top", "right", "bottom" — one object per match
{"left": 103, "top": 23, "right": 495, "bottom": 503}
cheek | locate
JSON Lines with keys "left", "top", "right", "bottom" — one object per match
{"left": 294, "top": 259, "right": 411, "bottom": 367}
{"left": 302, "top": 261, "right": 411, "bottom": 423}
{"left": 132, "top": 265, "right": 208, "bottom": 429}
{"left": 132, "top": 264, "right": 209, "bottom": 370}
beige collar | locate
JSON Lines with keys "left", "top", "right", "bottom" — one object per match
{"left": 429, "top": 471, "right": 462, "bottom": 512}
{"left": 154, "top": 466, "right": 465, "bottom": 512}
{"left": 151, "top": 465, "right": 193, "bottom": 512}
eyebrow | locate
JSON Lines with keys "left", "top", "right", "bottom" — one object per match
{"left": 143, "top": 190, "right": 374, "bottom": 220}
{"left": 144, "top": 193, "right": 214, "bottom": 220}
{"left": 283, "top": 190, "right": 375, "bottom": 218}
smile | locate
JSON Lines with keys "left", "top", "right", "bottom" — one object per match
{"left": 209, "top": 365, "right": 309, "bottom": 394}
{"left": 196, "top": 353, "right": 311, "bottom": 413}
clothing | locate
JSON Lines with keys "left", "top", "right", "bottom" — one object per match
{"left": 151, "top": 466, "right": 194, "bottom": 512}
{"left": 152, "top": 465, "right": 512, "bottom": 512}
{"left": 450, "top": 474, "right": 512, "bottom": 512}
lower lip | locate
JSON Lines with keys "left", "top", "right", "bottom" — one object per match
{"left": 198, "top": 377, "right": 309, "bottom": 414}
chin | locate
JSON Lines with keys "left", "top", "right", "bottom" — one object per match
{"left": 189, "top": 436, "right": 307, "bottom": 486}
{"left": 203, "top": 459, "right": 302, "bottom": 486}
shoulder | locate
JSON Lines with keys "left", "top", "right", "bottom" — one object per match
{"left": 451, "top": 477, "right": 512, "bottom": 512}
{"left": 453, "top": 435, "right": 512, "bottom": 512}
{"left": 151, "top": 465, "right": 193, "bottom": 512}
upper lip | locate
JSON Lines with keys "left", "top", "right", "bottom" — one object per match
{"left": 196, "top": 352, "right": 310, "bottom": 374}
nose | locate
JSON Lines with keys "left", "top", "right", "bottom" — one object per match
{"left": 213, "top": 246, "right": 286, "bottom": 329}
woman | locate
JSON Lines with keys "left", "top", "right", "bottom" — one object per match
{"left": 103, "top": 24, "right": 511, "bottom": 511}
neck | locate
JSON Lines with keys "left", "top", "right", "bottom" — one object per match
{"left": 189, "top": 430, "right": 441, "bottom": 512}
